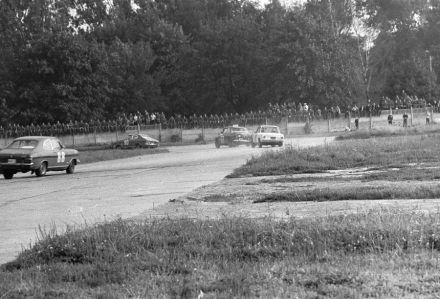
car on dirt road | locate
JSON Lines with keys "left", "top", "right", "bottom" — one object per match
{"left": 251, "top": 125, "right": 284, "bottom": 147}
{"left": 111, "top": 133, "right": 159, "bottom": 149}
{"left": 214, "top": 125, "right": 252, "bottom": 148}
{"left": 0, "top": 136, "right": 79, "bottom": 180}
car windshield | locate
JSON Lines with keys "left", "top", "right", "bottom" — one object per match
{"left": 7, "top": 140, "right": 39, "bottom": 149}
{"left": 261, "top": 127, "right": 279, "bottom": 133}
{"left": 231, "top": 127, "right": 246, "bottom": 132}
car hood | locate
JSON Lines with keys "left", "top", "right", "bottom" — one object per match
{"left": 143, "top": 135, "right": 159, "bottom": 143}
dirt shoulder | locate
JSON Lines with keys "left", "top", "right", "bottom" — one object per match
{"left": 138, "top": 167, "right": 440, "bottom": 220}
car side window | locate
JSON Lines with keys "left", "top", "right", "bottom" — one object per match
{"left": 51, "top": 140, "right": 61, "bottom": 151}
{"left": 43, "top": 140, "right": 52, "bottom": 151}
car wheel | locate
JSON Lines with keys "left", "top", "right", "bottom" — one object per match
{"left": 3, "top": 172, "right": 13, "bottom": 180}
{"left": 115, "top": 145, "right": 121, "bottom": 149}
{"left": 135, "top": 143, "right": 141, "bottom": 149}
{"left": 35, "top": 162, "right": 47, "bottom": 177}
{"left": 66, "top": 161, "right": 76, "bottom": 174}
{"left": 258, "top": 139, "right": 262, "bottom": 148}
{"left": 251, "top": 141, "right": 256, "bottom": 148}
{"left": 279, "top": 142, "right": 283, "bottom": 147}
{"left": 215, "top": 140, "right": 220, "bottom": 148}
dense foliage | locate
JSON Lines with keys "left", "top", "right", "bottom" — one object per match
{"left": 0, "top": 0, "right": 439, "bottom": 125}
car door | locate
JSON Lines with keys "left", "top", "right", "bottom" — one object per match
{"left": 219, "top": 129, "right": 226, "bottom": 145}
{"left": 42, "top": 139, "right": 57, "bottom": 169}
{"left": 224, "top": 128, "right": 232, "bottom": 144}
{"left": 127, "top": 135, "right": 136, "bottom": 148}
{"left": 51, "top": 139, "right": 67, "bottom": 169}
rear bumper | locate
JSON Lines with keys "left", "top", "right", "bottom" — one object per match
{"left": 232, "top": 139, "right": 251, "bottom": 145}
{"left": 0, "top": 162, "right": 35, "bottom": 173}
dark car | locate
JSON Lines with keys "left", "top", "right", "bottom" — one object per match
{"left": 0, "top": 136, "right": 79, "bottom": 180}
{"left": 112, "top": 134, "right": 159, "bottom": 149}
{"left": 214, "top": 126, "right": 252, "bottom": 148}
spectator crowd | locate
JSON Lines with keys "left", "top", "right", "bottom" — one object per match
{"left": 0, "top": 93, "right": 438, "bottom": 139}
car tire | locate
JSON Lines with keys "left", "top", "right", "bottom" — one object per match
{"left": 3, "top": 172, "right": 13, "bottom": 180}
{"left": 35, "top": 162, "right": 47, "bottom": 177}
{"left": 258, "top": 139, "right": 262, "bottom": 148}
{"left": 251, "top": 141, "right": 256, "bottom": 148}
{"left": 279, "top": 142, "right": 283, "bottom": 147}
{"left": 215, "top": 140, "right": 220, "bottom": 148}
{"left": 66, "top": 161, "right": 76, "bottom": 174}
{"left": 115, "top": 145, "right": 121, "bottom": 149}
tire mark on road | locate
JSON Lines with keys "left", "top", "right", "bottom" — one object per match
{"left": 0, "top": 185, "right": 93, "bottom": 208}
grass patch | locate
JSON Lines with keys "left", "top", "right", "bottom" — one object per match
{"left": 362, "top": 166, "right": 440, "bottom": 181}
{"left": 3, "top": 210, "right": 440, "bottom": 297}
{"left": 78, "top": 148, "right": 168, "bottom": 164}
{"left": 335, "top": 126, "right": 440, "bottom": 141}
{"left": 256, "top": 166, "right": 440, "bottom": 184}
{"left": 256, "top": 184, "right": 440, "bottom": 203}
{"left": 230, "top": 134, "right": 440, "bottom": 177}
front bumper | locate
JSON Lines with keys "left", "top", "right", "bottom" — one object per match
{"left": 260, "top": 138, "right": 283, "bottom": 145}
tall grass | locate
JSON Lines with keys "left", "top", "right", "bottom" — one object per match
{"left": 230, "top": 134, "right": 440, "bottom": 177}
{"left": 3, "top": 209, "right": 440, "bottom": 297}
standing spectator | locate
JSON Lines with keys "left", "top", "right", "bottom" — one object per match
{"left": 403, "top": 112, "right": 409, "bottom": 128}
{"left": 388, "top": 114, "right": 393, "bottom": 125}
{"left": 144, "top": 111, "right": 150, "bottom": 125}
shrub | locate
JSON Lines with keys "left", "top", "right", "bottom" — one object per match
{"left": 170, "top": 133, "right": 181, "bottom": 143}
{"left": 195, "top": 133, "right": 205, "bottom": 143}
{"left": 304, "top": 121, "right": 313, "bottom": 134}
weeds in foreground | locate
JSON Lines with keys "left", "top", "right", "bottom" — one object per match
{"left": 3, "top": 210, "right": 440, "bottom": 297}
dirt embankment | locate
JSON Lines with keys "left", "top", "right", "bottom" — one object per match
{"left": 139, "top": 166, "right": 440, "bottom": 221}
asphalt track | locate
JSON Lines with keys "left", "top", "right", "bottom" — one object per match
{"left": 0, "top": 136, "right": 333, "bottom": 264}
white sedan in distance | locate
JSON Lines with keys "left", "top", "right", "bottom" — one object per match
{"left": 251, "top": 125, "right": 284, "bottom": 148}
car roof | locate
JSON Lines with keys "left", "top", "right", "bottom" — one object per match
{"left": 260, "top": 125, "right": 278, "bottom": 128}
{"left": 227, "top": 126, "right": 247, "bottom": 129}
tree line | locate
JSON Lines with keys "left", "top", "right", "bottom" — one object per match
{"left": 0, "top": 0, "right": 439, "bottom": 126}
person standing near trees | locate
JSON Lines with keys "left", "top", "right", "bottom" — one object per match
{"left": 388, "top": 113, "right": 393, "bottom": 125}
{"left": 403, "top": 112, "right": 409, "bottom": 128}
{"left": 426, "top": 109, "right": 431, "bottom": 125}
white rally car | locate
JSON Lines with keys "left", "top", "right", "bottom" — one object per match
{"left": 251, "top": 125, "right": 284, "bottom": 148}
